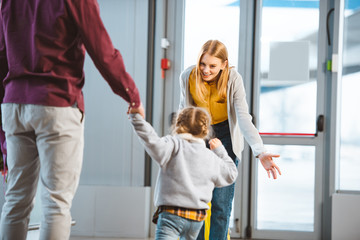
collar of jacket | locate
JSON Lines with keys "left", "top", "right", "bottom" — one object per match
{"left": 177, "top": 133, "right": 206, "bottom": 146}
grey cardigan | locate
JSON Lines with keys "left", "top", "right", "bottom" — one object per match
{"left": 179, "top": 65, "right": 266, "bottom": 159}
{"left": 129, "top": 113, "right": 238, "bottom": 210}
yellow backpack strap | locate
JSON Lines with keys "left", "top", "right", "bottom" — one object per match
{"left": 204, "top": 202, "right": 231, "bottom": 240}
{"left": 204, "top": 202, "right": 212, "bottom": 239}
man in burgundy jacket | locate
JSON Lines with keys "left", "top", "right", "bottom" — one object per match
{"left": 0, "top": 0, "right": 145, "bottom": 239}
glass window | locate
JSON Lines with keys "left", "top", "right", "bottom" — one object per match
{"left": 339, "top": 0, "right": 360, "bottom": 191}
{"left": 258, "top": 1, "right": 319, "bottom": 135}
{"left": 256, "top": 145, "right": 315, "bottom": 232}
{"left": 184, "top": 0, "right": 239, "bottom": 69}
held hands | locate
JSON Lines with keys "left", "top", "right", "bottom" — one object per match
{"left": 127, "top": 102, "right": 145, "bottom": 119}
{"left": 209, "top": 138, "right": 222, "bottom": 150}
{"left": 258, "top": 152, "right": 281, "bottom": 179}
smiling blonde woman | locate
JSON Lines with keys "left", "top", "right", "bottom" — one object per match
{"left": 179, "top": 40, "right": 282, "bottom": 240}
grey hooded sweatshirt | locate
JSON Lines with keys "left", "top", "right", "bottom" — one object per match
{"left": 129, "top": 113, "right": 238, "bottom": 210}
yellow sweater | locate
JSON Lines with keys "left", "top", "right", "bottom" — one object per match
{"left": 189, "top": 69, "right": 228, "bottom": 124}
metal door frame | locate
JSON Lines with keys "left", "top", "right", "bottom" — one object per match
{"left": 164, "top": 0, "right": 342, "bottom": 239}
{"left": 248, "top": 0, "right": 331, "bottom": 239}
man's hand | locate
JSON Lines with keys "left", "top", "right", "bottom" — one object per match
{"left": 128, "top": 102, "right": 145, "bottom": 119}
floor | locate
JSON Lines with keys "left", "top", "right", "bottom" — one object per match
{"left": 27, "top": 230, "right": 253, "bottom": 240}
{"left": 28, "top": 233, "right": 255, "bottom": 240}
{"left": 69, "top": 238, "right": 250, "bottom": 240}
{"left": 26, "top": 231, "right": 154, "bottom": 240}
{"left": 70, "top": 238, "right": 154, "bottom": 240}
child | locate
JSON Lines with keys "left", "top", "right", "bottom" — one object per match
{"left": 128, "top": 106, "right": 238, "bottom": 240}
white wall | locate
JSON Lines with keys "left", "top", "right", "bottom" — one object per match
{"left": 71, "top": 186, "right": 151, "bottom": 238}
{"left": 81, "top": 0, "right": 149, "bottom": 187}
{"left": 72, "top": 0, "right": 151, "bottom": 237}
{"left": 331, "top": 193, "right": 360, "bottom": 240}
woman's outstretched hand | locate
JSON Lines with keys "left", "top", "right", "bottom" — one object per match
{"left": 258, "top": 152, "right": 281, "bottom": 179}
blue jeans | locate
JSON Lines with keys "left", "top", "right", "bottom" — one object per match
{"left": 197, "top": 120, "right": 238, "bottom": 240}
{"left": 155, "top": 212, "right": 204, "bottom": 240}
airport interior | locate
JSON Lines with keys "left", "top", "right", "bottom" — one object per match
{"left": 0, "top": 0, "right": 360, "bottom": 239}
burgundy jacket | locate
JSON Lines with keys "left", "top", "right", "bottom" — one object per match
{"left": 0, "top": 0, "right": 141, "bottom": 112}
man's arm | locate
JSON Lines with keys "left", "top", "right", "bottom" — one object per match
{"left": 0, "top": 12, "right": 8, "bottom": 102}
{"left": 66, "top": 0, "right": 141, "bottom": 108}
{"left": 0, "top": 12, "right": 8, "bottom": 174}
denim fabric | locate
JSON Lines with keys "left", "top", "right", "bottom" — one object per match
{"left": 197, "top": 120, "right": 238, "bottom": 240}
{"left": 155, "top": 212, "right": 204, "bottom": 240}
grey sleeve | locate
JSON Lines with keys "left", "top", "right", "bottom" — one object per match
{"left": 231, "top": 72, "right": 266, "bottom": 156}
{"left": 179, "top": 70, "right": 187, "bottom": 110}
{"left": 129, "top": 113, "right": 176, "bottom": 166}
{"left": 212, "top": 145, "right": 238, "bottom": 187}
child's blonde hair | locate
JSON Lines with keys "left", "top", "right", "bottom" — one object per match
{"left": 173, "top": 107, "right": 212, "bottom": 139}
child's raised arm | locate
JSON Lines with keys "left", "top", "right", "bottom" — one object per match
{"left": 209, "top": 138, "right": 222, "bottom": 150}
{"left": 128, "top": 113, "right": 176, "bottom": 167}
{"left": 210, "top": 140, "right": 238, "bottom": 188}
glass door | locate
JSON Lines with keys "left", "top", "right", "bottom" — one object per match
{"left": 337, "top": 0, "right": 360, "bottom": 192}
{"left": 251, "top": 0, "right": 326, "bottom": 239}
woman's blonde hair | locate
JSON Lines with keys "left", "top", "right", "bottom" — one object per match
{"left": 194, "top": 40, "right": 230, "bottom": 103}
{"left": 173, "top": 107, "right": 212, "bottom": 139}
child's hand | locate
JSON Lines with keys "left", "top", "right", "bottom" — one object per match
{"left": 209, "top": 138, "right": 222, "bottom": 150}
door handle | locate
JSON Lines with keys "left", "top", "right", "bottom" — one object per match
{"left": 316, "top": 115, "right": 325, "bottom": 135}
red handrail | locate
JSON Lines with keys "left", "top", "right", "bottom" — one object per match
{"left": 259, "top": 132, "right": 316, "bottom": 136}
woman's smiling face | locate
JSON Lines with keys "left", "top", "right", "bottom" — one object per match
{"left": 199, "top": 53, "right": 226, "bottom": 82}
